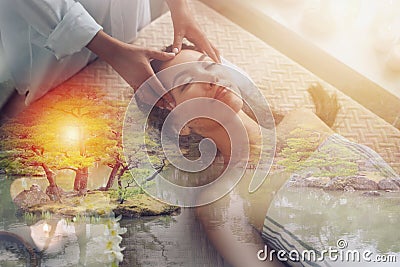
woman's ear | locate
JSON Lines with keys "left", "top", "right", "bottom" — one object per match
{"left": 179, "top": 125, "right": 192, "bottom": 136}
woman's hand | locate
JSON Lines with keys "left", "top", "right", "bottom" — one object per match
{"left": 87, "top": 30, "right": 176, "bottom": 109}
{"left": 166, "top": 0, "right": 220, "bottom": 63}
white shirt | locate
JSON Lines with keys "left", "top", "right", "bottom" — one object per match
{"left": 0, "top": 0, "right": 150, "bottom": 105}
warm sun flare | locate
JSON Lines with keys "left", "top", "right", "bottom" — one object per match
{"left": 63, "top": 126, "right": 80, "bottom": 142}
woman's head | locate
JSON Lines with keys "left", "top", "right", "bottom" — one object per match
{"left": 150, "top": 45, "right": 243, "bottom": 136}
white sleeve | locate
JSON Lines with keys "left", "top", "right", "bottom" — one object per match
{"left": 15, "top": 0, "right": 102, "bottom": 59}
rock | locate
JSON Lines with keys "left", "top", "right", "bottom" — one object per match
{"left": 289, "top": 175, "right": 330, "bottom": 188}
{"left": 378, "top": 178, "right": 400, "bottom": 191}
{"left": 324, "top": 176, "right": 379, "bottom": 191}
{"left": 323, "top": 177, "right": 347, "bottom": 190}
{"left": 46, "top": 185, "right": 65, "bottom": 201}
{"left": 304, "top": 171, "right": 313, "bottom": 178}
{"left": 291, "top": 173, "right": 301, "bottom": 180}
{"left": 13, "top": 185, "right": 50, "bottom": 210}
{"left": 344, "top": 186, "right": 355, "bottom": 192}
{"left": 362, "top": 191, "right": 381, "bottom": 197}
{"left": 347, "top": 176, "right": 378, "bottom": 191}
{"left": 303, "top": 177, "right": 330, "bottom": 188}
{"left": 113, "top": 194, "right": 181, "bottom": 218}
{"left": 391, "top": 177, "right": 400, "bottom": 187}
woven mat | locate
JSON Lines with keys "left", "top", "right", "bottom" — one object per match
{"left": 62, "top": 0, "right": 400, "bottom": 173}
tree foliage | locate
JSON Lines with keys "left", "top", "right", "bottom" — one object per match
{"left": 278, "top": 128, "right": 358, "bottom": 178}
{"left": 0, "top": 87, "right": 116, "bottom": 191}
{"left": 0, "top": 84, "right": 166, "bottom": 197}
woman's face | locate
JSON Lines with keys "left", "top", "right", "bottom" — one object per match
{"left": 157, "top": 49, "right": 243, "bottom": 133}
{"left": 158, "top": 49, "right": 243, "bottom": 112}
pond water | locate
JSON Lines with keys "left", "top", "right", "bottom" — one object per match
{"left": 266, "top": 186, "right": 400, "bottom": 266}
{"left": 0, "top": 176, "right": 232, "bottom": 267}
{"left": 3, "top": 172, "right": 400, "bottom": 266}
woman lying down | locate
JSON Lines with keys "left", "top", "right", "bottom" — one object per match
{"left": 130, "top": 45, "right": 400, "bottom": 267}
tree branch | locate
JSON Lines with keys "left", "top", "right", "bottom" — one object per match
{"left": 145, "top": 159, "right": 166, "bottom": 182}
{"left": 50, "top": 107, "right": 79, "bottom": 118}
{"left": 31, "top": 145, "right": 44, "bottom": 156}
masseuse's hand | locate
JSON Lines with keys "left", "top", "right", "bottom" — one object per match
{"left": 87, "top": 30, "right": 176, "bottom": 109}
{"left": 166, "top": 0, "right": 221, "bottom": 63}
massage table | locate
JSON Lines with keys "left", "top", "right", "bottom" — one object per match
{"left": 61, "top": 0, "right": 400, "bottom": 174}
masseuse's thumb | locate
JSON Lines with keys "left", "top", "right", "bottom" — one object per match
{"left": 173, "top": 32, "right": 184, "bottom": 54}
{"left": 146, "top": 49, "right": 176, "bottom": 61}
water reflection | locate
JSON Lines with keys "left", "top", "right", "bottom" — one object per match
{"left": 1, "top": 176, "right": 231, "bottom": 267}
{"left": 1, "top": 176, "right": 125, "bottom": 266}
{"left": 2, "top": 215, "right": 126, "bottom": 266}
{"left": 267, "top": 186, "right": 400, "bottom": 265}
{"left": 120, "top": 209, "right": 231, "bottom": 267}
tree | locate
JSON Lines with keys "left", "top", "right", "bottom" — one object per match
{"left": 99, "top": 99, "right": 128, "bottom": 191}
{"left": 101, "top": 98, "right": 166, "bottom": 191}
{"left": 0, "top": 150, "right": 38, "bottom": 177}
{"left": 0, "top": 86, "right": 117, "bottom": 194}
{"left": 278, "top": 128, "right": 358, "bottom": 178}
{"left": 0, "top": 85, "right": 165, "bottom": 197}
{"left": 34, "top": 87, "right": 117, "bottom": 193}
{"left": 278, "top": 128, "right": 322, "bottom": 173}
{"left": 0, "top": 115, "right": 64, "bottom": 199}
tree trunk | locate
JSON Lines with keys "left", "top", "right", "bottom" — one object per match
{"left": 73, "top": 171, "right": 79, "bottom": 191}
{"left": 74, "top": 167, "right": 89, "bottom": 192}
{"left": 41, "top": 164, "right": 62, "bottom": 201}
{"left": 117, "top": 165, "right": 129, "bottom": 189}
{"left": 105, "top": 162, "right": 121, "bottom": 190}
{"left": 79, "top": 167, "right": 88, "bottom": 192}
{"left": 41, "top": 164, "right": 56, "bottom": 187}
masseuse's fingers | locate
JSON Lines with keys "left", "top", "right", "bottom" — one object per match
{"left": 146, "top": 49, "right": 176, "bottom": 61}
{"left": 141, "top": 57, "right": 175, "bottom": 109}
{"left": 192, "top": 34, "right": 221, "bottom": 63}
{"left": 143, "top": 49, "right": 176, "bottom": 109}
{"left": 135, "top": 72, "right": 173, "bottom": 110}
{"left": 205, "top": 43, "right": 220, "bottom": 63}
{"left": 211, "top": 43, "right": 221, "bottom": 63}
{"left": 146, "top": 72, "right": 175, "bottom": 109}
{"left": 173, "top": 31, "right": 184, "bottom": 54}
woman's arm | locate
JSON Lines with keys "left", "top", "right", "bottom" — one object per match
{"left": 196, "top": 193, "right": 283, "bottom": 267}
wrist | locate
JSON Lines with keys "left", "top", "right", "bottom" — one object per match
{"left": 166, "top": 0, "right": 189, "bottom": 17}
{"left": 86, "top": 30, "right": 125, "bottom": 63}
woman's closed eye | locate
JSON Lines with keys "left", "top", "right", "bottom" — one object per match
{"left": 180, "top": 83, "right": 190, "bottom": 92}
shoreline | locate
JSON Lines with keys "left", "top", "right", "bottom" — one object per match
{"left": 17, "top": 190, "right": 181, "bottom": 219}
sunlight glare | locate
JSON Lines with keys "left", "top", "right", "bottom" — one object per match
{"left": 64, "top": 126, "right": 80, "bottom": 142}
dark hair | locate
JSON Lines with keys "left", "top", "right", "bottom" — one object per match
{"left": 145, "top": 44, "right": 221, "bottom": 162}
{"left": 137, "top": 43, "right": 202, "bottom": 125}
{"left": 150, "top": 44, "right": 201, "bottom": 73}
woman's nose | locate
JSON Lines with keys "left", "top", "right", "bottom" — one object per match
{"left": 212, "top": 76, "right": 219, "bottom": 83}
